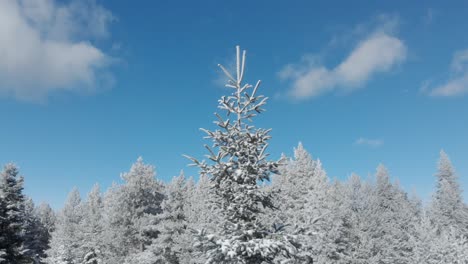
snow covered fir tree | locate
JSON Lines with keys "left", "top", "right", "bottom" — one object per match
{"left": 185, "top": 46, "right": 300, "bottom": 263}
{"left": 0, "top": 164, "right": 53, "bottom": 264}
{"left": 1, "top": 47, "right": 468, "bottom": 263}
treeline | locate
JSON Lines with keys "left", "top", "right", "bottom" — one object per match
{"left": 1, "top": 147, "right": 467, "bottom": 263}
{"left": 1, "top": 46, "right": 468, "bottom": 263}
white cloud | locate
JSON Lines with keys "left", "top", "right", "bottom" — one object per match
{"left": 0, "top": 0, "right": 115, "bottom": 102}
{"left": 425, "top": 49, "right": 468, "bottom": 97}
{"left": 279, "top": 18, "right": 407, "bottom": 100}
{"left": 354, "top": 137, "right": 384, "bottom": 148}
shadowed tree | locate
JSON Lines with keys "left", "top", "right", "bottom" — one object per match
{"left": 0, "top": 164, "right": 26, "bottom": 263}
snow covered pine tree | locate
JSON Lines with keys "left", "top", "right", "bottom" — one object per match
{"left": 0, "top": 164, "right": 27, "bottom": 263}
{"left": 185, "top": 46, "right": 299, "bottom": 263}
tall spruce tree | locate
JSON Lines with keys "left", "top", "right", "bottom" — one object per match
{"left": 22, "top": 198, "right": 49, "bottom": 263}
{"left": 324, "top": 180, "right": 355, "bottom": 264}
{"left": 34, "top": 202, "right": 56, "bottom": 262}
{"left": 368, "top": 165, "right": 415, "bottom": 264}
{"left": 153, "top": 172, "right": 191, "bottom": 263}
{"left": 101, "top": 157, "right": 165, "bottom": 263}
{"left": 133, "top": 172, "right": 192, "bottom": 264}
{"left": 0, "top": 163, "right": 26, "bottom": 263}
{"left": 429, "top": 150, "right": 468, "bottom": 234}
{"left": 270, "top": 143, "right": 329, "bottom": 262}
{"left": 186, "top": 46, "right": 298, "bottom": 263}
{"left": 338, "top": 173, "right": 373, "bottom": 264}
{"left": 79, "top": 184, "right": 104, "bottom": 264}
{"left": 337, "top": 166, "right": 417, "bottom": 264}
{"left": 46, "top": 188, "right": 83, "bottom": 264}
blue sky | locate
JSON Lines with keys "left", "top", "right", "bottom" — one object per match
{"left": 1, "top": 0, "right": 467, "bottom": 208}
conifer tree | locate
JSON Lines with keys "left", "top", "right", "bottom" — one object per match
{"left": 186, "top": 46, "right": 298, "bottom": 263}
{"left": 186, "top": 174, "right": 219, "bottom": 234}
{"left": 101, "top": 157, "right": 164, "bottom": 263}
{"left": 336, "top": 174, "right": 371, "bottom": 264}
{"left": 155, "top": 172, "right": 191, "bottom": 263}
{"left": 339, "top": 165, "right": 418, "bottom": 264}
{"left": 31, "top": 202, "right": 56, "bottom": 263}
{"left": 324, "top": 180, "right": 354, "bottom": 264}
{"left": 429, "top": 150, "right": 468, "bottom": 234}
{"left": 270, "top": 143, "right": 329, "bottom": 262}
{"left": 0, "top": 163, "right": 26, "bottom": 263}
{"left": 368, "top": 165, "right": 415, "bottom": 263}
{"left": 412, "top": 212, "right": 468, "bottom": 263}
{"left": 21, "top": 198, "right": 49, "bottom": 263}
{"left": 186, "top": 174, "right": 220, "bottom": 264}
{"left": 133, "top": 172, "right": 191, "bottom": 264}
{"left": 46, "top": 188, "right": 83, "bottom": 263}
{"left": 80, "top": 184, "right": 104, "bottom": 264}
{"left": 35, "top": 202, "right": 56, "bottom": 242}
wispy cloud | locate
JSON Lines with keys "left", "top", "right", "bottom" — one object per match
{"left": 279, "top": 16, "right": 407, "bottom": 100}
{"left": 354, "top": 137, "right": 384, "bottom": 148}
{"left": 0, "top": 0, "right": 115, "bottom": 102}
{"left": 423, "top": 49, "right": 468, "bottom": 97}
{"left": 423, "top": 8, "right": 436, "bottom": 25}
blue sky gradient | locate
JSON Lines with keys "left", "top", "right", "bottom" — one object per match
{"left": 1, "top": 0, "right": 467, "bottom": 208}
